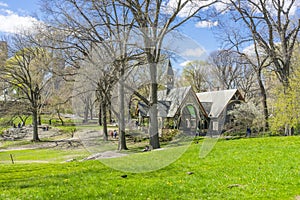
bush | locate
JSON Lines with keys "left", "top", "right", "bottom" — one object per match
{"left": 160, "top": 129, "right": 180, "bottom": 142}
{"left": 222, "top": 131, "right": 245, "bottom": 137}
{"left": 228, "top": 101, "right": 265, "bottom": 133}
{"left": 125, "top": 130, "right": 148, "bottom": 143}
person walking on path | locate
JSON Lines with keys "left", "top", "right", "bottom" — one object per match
{"left": 113, "top": 130, "right": 117, "bottom": 138}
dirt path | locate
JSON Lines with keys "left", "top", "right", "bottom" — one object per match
{"left": 0, "top": 127, "right": 128, "bottom": 160}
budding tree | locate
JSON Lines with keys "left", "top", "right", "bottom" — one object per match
{"left": 0, "top": 34, "right": 57, "bottom": 141}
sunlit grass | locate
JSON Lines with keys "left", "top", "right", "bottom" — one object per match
{"left": 0, "top": 136, "right": 300, "bottom": 199}
{"left": 101, "top": 144, "right": 190, "bottom": 172}
{"left": 0, "top": 140, "right": 33, "bottom": 149}
{"left": 0, "top": 148, "right": 89, "bottom": 164}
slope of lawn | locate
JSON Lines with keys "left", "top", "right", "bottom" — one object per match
{"left": 1, "top": 136, "right": 300, "bottom": 199}
{"left": 0, "top": 148, "right": 89, "bottom": 164}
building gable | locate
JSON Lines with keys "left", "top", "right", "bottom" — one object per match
{"left": 196, "top": 89, "right": 244, "bottom": 118}
{"left": 138, "top": 86, "right": 207, "bottom": 119}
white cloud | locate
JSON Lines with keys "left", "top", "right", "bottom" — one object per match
{"left": 0, "top": 2, "right": 8, "bottom": 7}
{"left": 242, "top": 43, "right": 269, "bottom": 63}
{"left": 0, "top": 9, "right": 40, "bottom": 34}
{"left": 162, "top": 0, "right": 215, "bottom": 18}
{"left": 179, "top": 60, "right": 192, "bottom": 67}
{"left": 181, "top": 47, "right": 206, "bottom": 58}
{"left": 195, "top": 21, "right": 218, "bottom": 28}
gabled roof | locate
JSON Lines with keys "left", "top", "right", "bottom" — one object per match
{"left": 200, "top": 102, "right": 213, "bottom": 115}
{"left": 138, "top": 86, "right": 212, "bottom": 118}
{"left": 157, "top": 86, "right": 192, "bottom": 117}
{"left": 138, "top": 86, "right": 206, "bottom": 118}
{"left": 196, "top": 89, "right": 244, "bottom": 118}
{"left": 167, "top": 60, "right": 174, "bottom": 76}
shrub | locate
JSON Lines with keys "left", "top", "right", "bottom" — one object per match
{"left": 160, "top": 129, "right": 180, "bottom": 142}
{"left": 125, "top": 130, "right": 148, "bottom": 143}
{"left": 228, "top": 101, "right": 265, "bottom": 135}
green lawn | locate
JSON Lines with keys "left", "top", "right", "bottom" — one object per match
{"left": 1, "top": 136, "right": 300, "bottom": 199}
{"left": 0, "top": 148, "right": 89, "bottom": 164}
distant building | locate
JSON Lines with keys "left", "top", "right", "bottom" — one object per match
{"left": 137, "top": 61, "right": 207, "bottom": 135}
{"left": 136, "top": 59, "right": 244, "bottom": 136}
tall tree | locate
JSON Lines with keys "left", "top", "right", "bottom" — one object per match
{"left": 212, "top": 0, "right": 300, "bottom": 130}
{"left": 0, "top": 34, "right": 56, "bottom": 141}
{"left": 42, "top": 0, "right": 137, "bottom": 148}
{"left": 218, "top": 32, "right": 271, "bottom": 130}
{"left": 221, "top": 0, "right": 300, "bottom": 89}
{"left": 42, "top": 0, "right": 218, "bottom": 149}
{"left": 182, "top": 60, "right": 210, "bottom": 92}
{"left": 270, "top": 64, "right": 300, "bottom": 135}
{"left": 92, "top": 0, "right": 136, "bottom": 150}
{"left": 270, "top": 46, "right": 300, "bottom": 135}
{"left": 208, "top": 50, "right": 244, "bottom": 90}
{"left": 120, "top": 0, "right": 218, "bottom": 149}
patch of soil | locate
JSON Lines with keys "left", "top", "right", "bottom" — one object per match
{"left": 83, "top": 151, "right": 128, "bottom": 160}
{"left": 0, "top": 126, "right": 84, "bottom": 151}
{"left": 1, "top": 128, "right": 131, "bottom": 161}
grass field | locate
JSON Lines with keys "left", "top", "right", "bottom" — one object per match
{"left": 1, "top": 136, "right": 300, "bottom": 199}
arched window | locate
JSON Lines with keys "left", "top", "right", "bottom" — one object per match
{"left": 181, "top": 105, "right": 197, "bottom": 129}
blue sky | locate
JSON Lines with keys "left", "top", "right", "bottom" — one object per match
{"left": 0, "top": 0, "right": 40, "bottom": 34}
{"left": 0, "top": 0, "right": 40, "bottom": 16}
{"left": 0, "top": 0, "right": 220, "bottom": 63}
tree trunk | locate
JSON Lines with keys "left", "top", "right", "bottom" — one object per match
{"left": 38, "top": 115, "right": 42, "bottom": 125}
{"left": 257, "top": 70, "right": 269, "bottom": 131}
{"left": 285, "top": 124, "right": 291, "bottom": 136}
{"left": 118, "top": 75, "right": 128, "bottom": 150}
{"left": 101, "top": 101, "right": 108, "bottom": 141}
{"left": 89, "top": 105, "right": 93, "bottom": 120}
{"left": 149, "top": 62, "right": 160, "bottom": 149}
{"left": 98, "top": 106, "right": 102, "bottom": 126}
{"left": 32, "top": 108, "right": 40, "bottom": 141}
{"left": 83, "top": 102, "right": 89, "bottom": 123}
{"left": 283, "top": 84, "right": 291, "bottom": 136}
{"left": 57, "top": 109, "right": 64, "bottom": 126}
{"left": 108, "top": 101, "right": 112, "bottom": 123}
